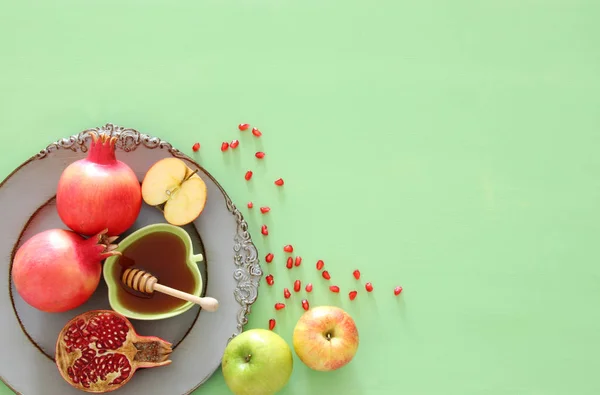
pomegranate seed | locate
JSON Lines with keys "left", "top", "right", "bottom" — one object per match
{"left": 247, "top": 202, "right": 253, "bottom": 209}
{"left": 365, "top": 282, "right": 373, "bottom": 292}
{"left": 294, "top": 256, "right": 302, "bottom": 266}
{"left": 192, "top": 142, "right": 200, "bottom": 151}
{"left": 269, "top": 318, "right": 276, "bottom": 330}
{"left": 322, "top": 270, "right": 330, "bottom": 280}
{"left": 394, "top": 286, "right": 403, "bottom": 295}
{"left": 316, "top": 260, "right": 324, "bottom": 270}
{"left": 265, "top": 274, "right": 274, "bottom": 286}
{"left": 255, "top": 151, "right": 265, "bottom": 159}
{"left": 353, "top": 270, "right": 360, "bottom": 280}
{"left": 230, "top": 139, "right": 239, "bottom": 149}
{"left": 275, "top": 303, "right": 285, "bottom": 310}
{"left": 260, "top": 207, "right": 271, "bottom": 214}
{"left": 284, "top": 288, "right": 291, "bottom": 299}
{"left": 221, "top": 142, "right": 229, "bottom": 151}
{"left": 261, "top": 225, "right": 268, "bottom": 235}
{"left": 274, "top": 178, "right": 284, "bottom": 186}
{"left": 349, "top": 290, "right": 358, "bottom": 300}
{"left": 283, "top": 245, "right": 293, "bottom": 253}
{"left": 245, "top": 171, "right": 253, "bottom": 180}
{"left": 286, "top": 257, "right": 293, "bottom": 269}
{"left": 301, "top": 299, "right": 309, "bottom": 311}
{"left": 294, "top": 280, "right": 301, "bottom": 292}
{"left": 329, "top": 285, "right": 340, "bottom": 293}
{"left": 238, "top": 123, "right": 250, "bottom": 131}
{"left": 305, "top": 283, "right": 313, "bottom": 292}
{"left": 252, "top": 127, "right": 262, "bottom": 137}
{"left": 265, "top": 253, "right": 274, "bottom": 263}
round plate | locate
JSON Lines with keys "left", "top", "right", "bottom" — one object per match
{"left": 0, "top": 124, "right": 263, "bottom": 395}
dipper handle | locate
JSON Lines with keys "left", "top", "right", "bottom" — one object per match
{"left": 121, "top": 268, "right": 219, "bottom": 312}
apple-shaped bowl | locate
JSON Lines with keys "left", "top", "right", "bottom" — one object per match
{"left": 103, "top": 223, "right": 204, "bottom": 320}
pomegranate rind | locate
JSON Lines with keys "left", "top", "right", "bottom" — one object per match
{"left": 55, "top": 310, "right": 172, "bottom": 393}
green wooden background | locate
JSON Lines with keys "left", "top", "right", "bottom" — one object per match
{"left": 2, "top": 1, "right": 600, "bottom": 394}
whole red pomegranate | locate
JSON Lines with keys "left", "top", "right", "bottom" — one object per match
{"left": 56, "top": 131, "right": 142, "bottom": 237}
{"left": 11, "top": 228, "right": 120, "bottom": 313}
{"left": 55, "top": 310, "right": 172, "bottom": 393}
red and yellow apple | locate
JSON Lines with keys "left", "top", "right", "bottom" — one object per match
{"left": 292, "top": 305, "right": 359, "bottom": 371}
{"left": 141, "top": 158, "right": 207, "bottom": 226}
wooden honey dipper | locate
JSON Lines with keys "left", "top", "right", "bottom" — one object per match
{"left": 121, "top": 268, "right": 219, "bottom": 312}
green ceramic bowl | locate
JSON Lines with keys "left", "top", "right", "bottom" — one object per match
{"left": 103, "top": 223, "right": 204, "bottom": 320}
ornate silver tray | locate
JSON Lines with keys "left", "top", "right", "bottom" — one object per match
{"left": 0, "top": 123, "right": 262, "bottom": 394}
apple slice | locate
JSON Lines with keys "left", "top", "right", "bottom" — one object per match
{"left": 163, "top": 175, "right": 207, "bottom": 226}
{"left": 142, "top": 158, "right": 188, "bottom": 206}
{"left": 141, "top": 158, "right": 208, "bottom": 225}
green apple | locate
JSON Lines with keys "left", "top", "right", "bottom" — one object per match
{"left": 221, "top": 329, "right": 293, "bottom": 395}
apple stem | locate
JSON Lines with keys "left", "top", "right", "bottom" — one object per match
{"left": 245, "top": 354, "right": 252, "bottom": 363}
{"left": 326, "top": 333, "right": 332, "bottom": 341}
{"left": 164, "top": 169, "right": 199, "bottom": 197}
{"left": 184, "top": 168, "right": 199, "bottom": 182}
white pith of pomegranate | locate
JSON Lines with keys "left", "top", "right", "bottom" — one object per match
{"left": 55, "top": 310, "right": 172, "bottom": 393}
{"left": 12, "top": 228, "right": 120, "bottom": 313}
{"left": 56, "top": 131, "right": 142, "bottom": 237}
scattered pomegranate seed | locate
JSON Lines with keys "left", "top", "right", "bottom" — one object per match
{"left": 265, "top": 253, "right": 274, "bottom": 263}
{"left": 265, "top": 274, "right": 274, "bottom": 286}
{"left": 255, "top": 151, "right": 265, "bottom": 159}
{"left": 247, "top": 202, "right": 253, "bottom": 208}
{"left": 274, "top": 178, "right": 284, "bottom": 186}
{"left": 329, "top": 285, "right": 340, "bottom": 293}
{"left": 284, "top": 288, "right": 291, "bottom": 299}
{"left": 275, "top": 303, "right": 285, "bottom": 310}
{"left": 252, "top": 127, "right": 262, "bottom": 137}
{"left": 394, "top": 286, "right": 403, "bottom": 295}
{"left": 349, "top": 290, "right": 358, "bottom": 300}
{"left": 238, "top": 123, "right": 250, "bottom": 131}
{"left": 286, "top": 257, "right": 293, "bottom": 269}
{"left": 294, "top": 256, "right": 302, "bottom": 266}
{"left": 269, "top": 318, "right": 276, "bottom": 330}
{"left": 316, "top": 260, "right": 324, "bottom": 270}
{"left": 245, "top": 171, "right": 253, "bottom": 180}
{"left": 230, "top": 139, "right": 239, "bottom": 149}
{"left": 322, "top": 270, "right": 331, "bottom": 280}
{"left": 305, "top": 283, "right": 313, "bottom": 292}
{"left": 260, "top": 207, "right": 271, "bottom": 214}
{"left": 221, "top": 142, "right": 229, "bottom": 151}
{"left": 283, "top": 245, "right": 293, "bottom": 253}
{"left": 353, "top": 270, "right": 361, "bottom": 280}
{"left": 365, "top": 282, "right": 373, "bottom": 292}
{"left": 294, "top": 280, "right": 301, "bottom": 292}
{"left": 261, "top": 225, "right": 268, "bottom": 235}
{"left": 301, "top": 299, "right": 309, "bottom": 311}
{"left": 192, "top": 142, "right": 200, "bottom": 151}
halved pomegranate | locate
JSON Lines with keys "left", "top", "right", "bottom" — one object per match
{"left": 55, "top": 310, "right": 172, "bottom": 393}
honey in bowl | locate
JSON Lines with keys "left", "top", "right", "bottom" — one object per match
{"left": 113, "top": 230, "right": 197, "bottom": 314}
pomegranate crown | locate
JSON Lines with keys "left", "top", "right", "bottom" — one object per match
{"left": 87, "top": 131, "right": 118, "bottom": 164}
